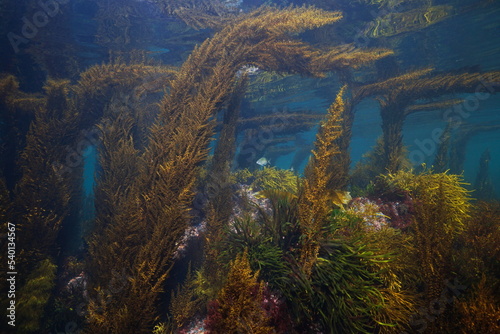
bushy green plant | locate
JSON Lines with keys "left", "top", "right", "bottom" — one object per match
{"left": 152, "top": 321, "right": 174, "bottom": 334}
{"left": 220, "top": 216, "right": 291, "bottom": 292}
{"left": 233, "top": 166, "right": 299, "bottom": 194}
{"left": 383, "top": 168, "right": 472, "bottom": 333}
{"left": 284, "top": 241, "right": 385, "bottom": 333}
{"left": 282, "top": 206, "right": 417, "bottom": 333}
{"left": 17, "top": 258, "right": 57, "bottom": 333}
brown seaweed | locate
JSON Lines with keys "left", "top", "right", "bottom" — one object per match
{"left": 298, "top": 86, "right": 345, "bottom": 276}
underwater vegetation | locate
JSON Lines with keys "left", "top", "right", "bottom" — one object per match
{"left": 1, "top": 1, "right": 499, "bottom": 334}
{"left": 298, "top": 86, "right": 345, "bottom": 277}
{"left": 352, "top": 68, "right": 500, "bottom": 174}
{"left": 205, "top": 250, "right": 272, "bottom": 333}
{"left": 84, "top": 5, "right": 392, "bottom": 333}
{"left": 382, "top": 171, "right": 471, "bottom": 300}
{"left": 16, "top": 259, "right": 57, "bottom": 332}
{"left": 233, "top": 166, "right": 299, "bottom": 194}
{"left": 365, "top": 5, "right": 454, "bottom": 38}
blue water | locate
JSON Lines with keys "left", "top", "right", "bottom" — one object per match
{"left": 2, "top": 1, "right": 500, "bottom": 333}
{"left": 82, "top": 145, "right": 97, "bottom": 196}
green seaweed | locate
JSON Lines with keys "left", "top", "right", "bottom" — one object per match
{"left": 17, "top": 259, "right": 57, "bottom": 333}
